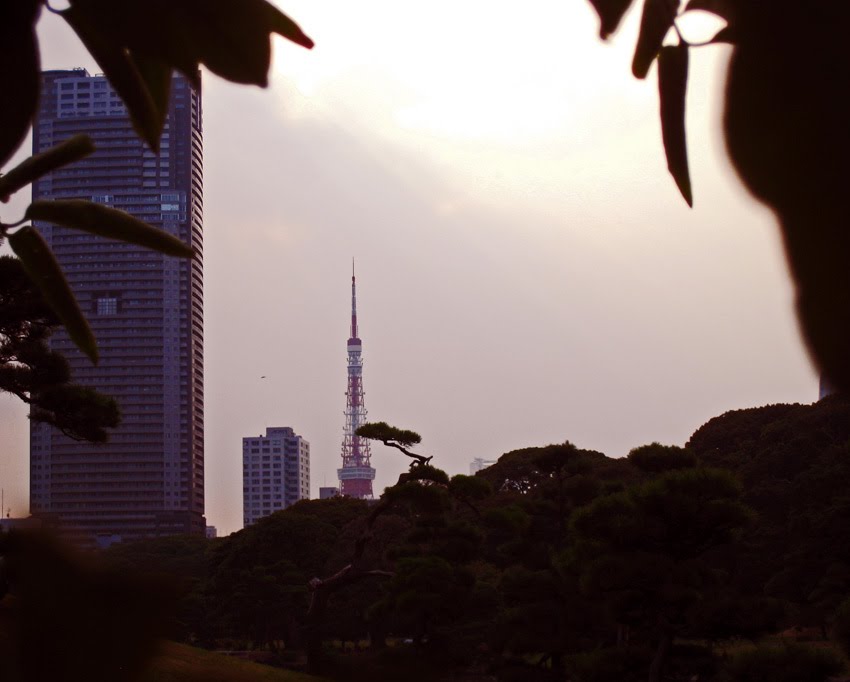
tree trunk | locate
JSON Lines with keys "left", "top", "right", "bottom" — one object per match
{"left": 648, "top": 632, "right": 672, "bottom": 682}
{"left": 304, "top": 588, "right": 329, "bottom": 675}
{"left": 305, "top": 629, "right": 324, "bottom": 675}
{"left": 286, "top": 614, "right": 302, "bottom": 650}
{"left": 370, "top": 623, "right": 387, "bottom": 650}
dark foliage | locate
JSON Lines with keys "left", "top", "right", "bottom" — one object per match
{"left": 0, "top": 0, "right": 312, "bottom": 367}
{"left": 63, "top": 397, "right": 850, "bottom": 681}
{"left": 627, "top": 442, "right": 697, "bottom": 473}
{"left": 717, "top": 642, "right": 845, "bottom": 682}
{"left": 0, "top": 530, "right": 174, "bottom": 682}
{"left": 0, "top": 255, "right": 119, "bottom": 441}
{"left": 832, "top": 597, "right": 850, "bottom": 659}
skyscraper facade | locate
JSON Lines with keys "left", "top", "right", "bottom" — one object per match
{"left": 242, "top": 427, "right": 310, "bottom": 527}
{"left": 29, "top": 69, "right": 205, "bottom": 546}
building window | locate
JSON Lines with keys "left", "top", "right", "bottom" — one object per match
{"left": 96, "top": 297, "right": 118, "bottom": 315}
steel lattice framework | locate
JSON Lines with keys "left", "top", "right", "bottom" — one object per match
{"left": 337, "top": 265, "right": 375, "bottom": 498}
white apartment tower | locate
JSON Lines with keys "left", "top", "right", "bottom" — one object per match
{"left": 242, "top": 427, "right": 310, "bottom": 527}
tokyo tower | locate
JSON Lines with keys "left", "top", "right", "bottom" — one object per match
{"left": 337, "top": 264, "right": 375, "bottom": 498}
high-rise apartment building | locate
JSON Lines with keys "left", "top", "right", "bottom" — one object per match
{"left": 29, "top": 69, "right": 205, "bottom": 546}
{"left": 243, "top": 427, "right": 310, "bottom": 527}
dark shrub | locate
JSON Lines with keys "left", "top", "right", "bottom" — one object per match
{"left": 718, "top": 642, "right": 844, "bottom": 682}
{"left": 627, "top": 443, "right": 697, "bottom": 473}
{"left": 832, "top": 597, "right": 850, "bottom": 658}
{"left": 566, "top": 647, "right": 653, "bottom": 682}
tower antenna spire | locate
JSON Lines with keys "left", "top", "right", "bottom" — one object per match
{"left": 338, "top": 261, "right": 375, "bottom": 498}
{"left": 351, "top": 258, "right": 358, "bottom": 339}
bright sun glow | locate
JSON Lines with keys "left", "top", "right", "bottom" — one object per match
{"left": 268, "top": 0, "right": 731, "bottom": 215}
{"left": 272, "top": 0, "right": 728, "bottom": 144}
{"left": 271, "top": 0, "right": 640, "bottom": 142}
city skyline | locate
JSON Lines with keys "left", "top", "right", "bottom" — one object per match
{"left": 0, "top": 3, "right": 818, "bottom": 536}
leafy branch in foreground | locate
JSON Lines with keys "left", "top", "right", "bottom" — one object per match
{"left": 0, "top": 256, "right": 119, "bottom": 441}
{"left": 588, "top": 0, "right": 850, "bottom": 392}
{"left": 0, "top": 0, "right": 313, "bottom": 440}
{"left": 0, "top": 0, "right": 313, "bottom": 166}
{"left": 587, "top": 0, "right": 731, "bottom": 208}
{"left": 0, "top": 135, "right": 197, "bottom": 364}
{"left": 0, "top": 134, "right": 94, "bottom": 203}
{"left": 0, "top": 0, "right": 314, "bottom": 370}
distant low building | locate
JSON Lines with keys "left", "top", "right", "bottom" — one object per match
{"left": 205, "top": 525, "right": 217, "bottom": 539}
{"left": 319, "top": 486, "right": 340, "bottom": 500}
{"left": 0, "top": 516, "right": 42, "bottom": 533}
{"left": 243, "top": 427, "right": 310, "bottom": 527}
{"left": 95, "top": 534, "right": 123, "bottom": 550}
{"left": 470, "top": 457, "right": 496, "bottom": 475}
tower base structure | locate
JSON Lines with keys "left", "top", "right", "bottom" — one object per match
{"left": 337, "top": 466, "right": 376, "bottom": 498}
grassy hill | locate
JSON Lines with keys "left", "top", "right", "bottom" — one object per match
{"left": 143, "top": 642, "right": 323, "bottom": 682}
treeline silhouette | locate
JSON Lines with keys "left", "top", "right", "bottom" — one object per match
{"left": 11, "top": 395, "right": 839, "bottom": 682}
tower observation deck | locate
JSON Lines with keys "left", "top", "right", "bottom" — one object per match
{"left": 337, "top": 265, "right": 376, "bottom": 498}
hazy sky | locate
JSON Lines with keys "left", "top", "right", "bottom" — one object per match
{"left": 0, "top": 2, "right": 816, "bottom": 535}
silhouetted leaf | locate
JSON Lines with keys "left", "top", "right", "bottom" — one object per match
{"left": 66, "top": 0, "right": 200, "bottom": 81}
{"left": 632, "top": 0, "right": 680, "bottom": 79}
{"left": 60, "top": 0, "right": 313, "bottom": 151}
{"left": 0, "top": 0, "right": 41, "bottom": 169}
{"left": 722, "top": 2, "right": 850, "bottom": 391}
{"left": 709, "top": 25, "right": 736, "bottom": 44}
{"left": 587, "top": 0, "right": 636, "bottom": 39}
{"left": 61, "top": 5, "right": 165, "bottom": 151}
{"left": 683, "top": 0, "right": 735, "bottom": 21}
{"left": 132, "top": 55, "right": 173, "bottom": 135}
{"left": 192, "top": 0, "right": 314, "bottom": 86}
{"left": 683, "top": 0, "right": 736, "bottom": 42}
{"left": 9, "top": 227, "right": 97, "bottom": 363}
{"left": 26, "top": 200, "right": 194, "bottom": 258}
{"left": 0, "top": 135, "right": 95, "bottom": 202}
{"left": 64, "top": 0, "right": 312, "bottom": 92}
{"left": 265, "top": 0, "right": 315, "bottom": 50}
{"left": 658, "top": 44, "right": 692, "bottom": 206}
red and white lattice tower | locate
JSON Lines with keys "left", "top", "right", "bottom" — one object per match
{"left": 337, "top": 264, "right": 376, "bottom": 498}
